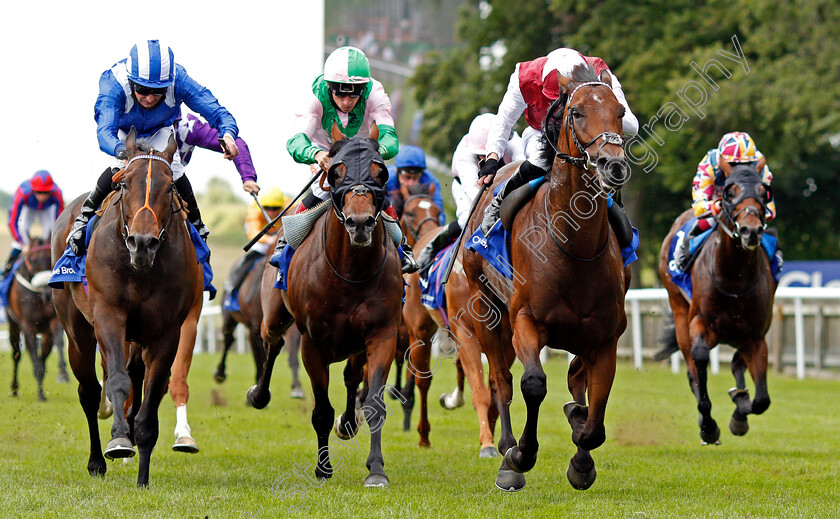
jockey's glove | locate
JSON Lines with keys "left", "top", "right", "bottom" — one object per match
{"left": 478, "top": 158, "right": 499, "bottom": 179}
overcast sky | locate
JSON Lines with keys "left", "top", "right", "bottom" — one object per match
{"left": 1, "top": 1, "right": 324, "bottom": 202}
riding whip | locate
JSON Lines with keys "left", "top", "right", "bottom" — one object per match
{"left": 442, "top": 183, "right": 489, "bottom": 284}
{"left": 251, "top": 192, "right": 271, "bottom": 222}
{"left": 243, "top": 168, "right": 321, "bottom": 252}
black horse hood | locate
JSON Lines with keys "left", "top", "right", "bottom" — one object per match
{"left": 328, "top": 138, "right": 387, "bottom": 214}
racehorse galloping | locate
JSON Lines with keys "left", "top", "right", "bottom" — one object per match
{"left": 52, "top": 129, "right": 203, "bottom": 486}
{"left": 462, "top": 63, "right": 631, "bottom": 491}
{"left": 659, "top": 160, "right": 777, "bottom": 444}
{"left": 255, "top": 125, "right": 402, "bottom": 487}
{"left": 6, "top": 237, "right": 68, "bottom": 400}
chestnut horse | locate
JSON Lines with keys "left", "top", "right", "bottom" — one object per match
{"left": 215, "top": 257, "right": 302, "bottom": 396}
{"left": 400, "top": 188, "right": 511, "bottom": 456}
{"left": 6, "top": 237, "right": 68, "bottom": 400}
{"left": 254, "top": 125, "right": 402, "bottom": 487}
{"left": 462, "top": 63, "right": 631, "bottom": 492}
{"left": 51, "top": 129, "right": 203, "bottom": 486}
{"left": 659, "top": 160, "right": 777, "bottom": 444}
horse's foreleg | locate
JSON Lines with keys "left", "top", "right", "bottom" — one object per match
{"left": 505, "top": 315, "right": 547, "bottom": 475}
{"left": 335, "top": 353, "right": 365, "bottom": 440}
{"left": 361, "top": 329, "right": 397, "bottom": 488}
{"left": 134, "top": 333, "right": 180, "bottom": 487}
{"left": 170, "top": 302, "right": 201, "bottom": 452}
{"left": 23, "top": 329, "right": 46, "bottom": 401}
{"left": 287, "top": 328, "right": 302, "bottom": 395}
{"left": 455, "top": 333, "right": 495, "bottom": 457}
{"left": 689, "top": 317, "right": 720, "bottom": 445}
{"left": 126, "top": 345, "right": 145, "bottom": 445}
{"left": 250, "top": 322, "right": 267, "bottom": 385}
{"left": 215, "top": 312, "right": 236, "bottom": 383}
{"left": 301, "top": 338, "right": 335, "bottom": 481}
{"left": 8, "top": 318, "right": 21, "bottom": 397}
{"left": 52, "top": 321, "right": 69, "bottom": 383}
{"left": 741, "top": 338, "right": 771, "bottom": 417}
{"left": 409, "top": 329, "right": 432, "bottom": 448}
{"left": 728, "top": 351, "right": 751, "bottom": 435}
{"left": 252, "top": 287, "right": 291, "bottom": 408}
{"left": 95, "top": 312, "right": 134, "bottom": 460}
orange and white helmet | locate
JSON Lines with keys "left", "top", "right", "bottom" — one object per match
{"left": 717, "top": 131, "right": 758, "bottom": 163}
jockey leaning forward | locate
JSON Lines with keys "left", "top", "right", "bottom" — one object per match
{"left": 4, "top": 171, "right": 64, "bottom": 276}
{"left": 476, "top": 48, "right": 639, "bottom": 240}
{"left": 271, "top": 46, "right": 418, "bottom": 274}
{"left": 67, "top": 39, "right": 242, "bottom": 255}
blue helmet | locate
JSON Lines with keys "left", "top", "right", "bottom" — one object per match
{"left": 126, "top": 40, "right": 176, "bottom": 88}
{"left": 394, "top": 145, "right": 426, "bottom": 169}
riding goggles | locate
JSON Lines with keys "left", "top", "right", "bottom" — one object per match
{"left": 132, "top": 82, "right": 168, "bottom": 96}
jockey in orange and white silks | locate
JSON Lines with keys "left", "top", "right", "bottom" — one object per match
{"left": 276, "top": 46, "right": 417, "bottom": 274}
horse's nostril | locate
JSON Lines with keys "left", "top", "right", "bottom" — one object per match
{"left": 365, "top": 216, "right": 376, "bottom": 228}
{"left": 126, "top": 236, "right": 136, "bottom": 250}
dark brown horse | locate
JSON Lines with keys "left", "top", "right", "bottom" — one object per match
{"left": 6, "top": 237, "right": 68, "bottom": 400}
{"left": 51, "top": 129, "right": 203, "bottom": 486}
{"left": 215, "top": 257, "right": 302, "bottom": 396}
{"left": 254, "top": 125, "right": 402, "bottom": 487}
{"left": 659, "top": 159, "right": 777, "bottom": 444}
{"left": 462, "top": 64, "right": 631, "bottom": 491}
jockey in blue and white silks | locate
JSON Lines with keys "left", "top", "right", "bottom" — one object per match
{"left": 67, "top": 39, "right": 241, "bottom": 255}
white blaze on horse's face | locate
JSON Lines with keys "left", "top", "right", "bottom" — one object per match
{"left": 572, "top": 84, "right": 629, "bottom": 191}
{"left": 342, "top": 183, "right": 378, "bottom": 247}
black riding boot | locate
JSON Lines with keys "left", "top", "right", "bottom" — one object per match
{"left": 673, "top": 219, "right": 704, "bottom": 272}
{"left": 400, "top": 236, "right": 419, "bottom": 274}
{"left": 2, "top": 248, "right": 21, "bottom": 277}
{"left": 66, "top": 167, "right": 116, "bottom": 255}
{"left": 481, "top": 160, "right": 546, "bottom": 235}
{"left": 175, "top": 175, "right": 209, "bottom": 241}
{"left": 607, "top": 200, "right": 634, "bottom": 249}
{"left": 224, "top": 249, "right": 264, "bottom": 294}
{"left": 416, "top": 221, "right": 461, "bottom": 272}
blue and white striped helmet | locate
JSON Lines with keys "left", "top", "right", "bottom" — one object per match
{"left": 126, "top": 40, "right": 176, "bottom": 88}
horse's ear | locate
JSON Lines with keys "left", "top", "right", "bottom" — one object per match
{"left": 720, "top": 159, "right": 733, "bottom": 177}
{"left": 599, "top": 69, "right": 613, "bottom": 88}
{"left": 161, "top": 135, "right": 177, "bottom": 164}
{"left": 125, "top": 127, "right": 138, "bottom": 155}
{"left": 557, "top": 72, "right": 573, "bottom": 95}
{"left": 369, "top": 123, "right": 379, "bottom": 141}
{"left": 428, "top": 183, "right": 436, "bottom": 197}
{"left": 331, "top": 121, "right": 345, "bottom": 142}
{"left": 755, "top": 155, "right": 766, "bottom": 174}
{"left": 373, "top": 164, "right": 389, "bottom": 187}
{"left": 327, "top": 163, "right": 343, "bottom": 188}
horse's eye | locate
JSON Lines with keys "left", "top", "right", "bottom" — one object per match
{"left": 570, "top": 107, "right": 582, "bottom": 119}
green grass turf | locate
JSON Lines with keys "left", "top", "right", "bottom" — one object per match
{"left": 0, "top": 350, "right": 838, "bottom": 518}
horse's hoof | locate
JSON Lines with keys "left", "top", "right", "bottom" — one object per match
{"left": 104, "top": 438, "right": 135, "bottom": 460}
{"left": 495, "top": 462, "right": 526, "bottom": 492}
{"left": 564, "top": 401, "right": 589, "bottom": 425}
{"left": 504, "top": 446, "right": 536, "bottom": 473}
{"left": 172, "top": 435, "right": 199, "bottom": 453}
{"left": 87, "top": 460, "right": 106, "bottom": 477}
{"left": 439, "top": 391, "right": 464, "bottom": 410}
{"left": 38, "top": 393, "right": 47, "bottom": 402}
{"left": 246, "top": 385, "right": 271, "bottom": 409}
{"left": 566, "top": 462, "right": 597, "bottom": 490}
{"left": 56, "top": 373, "right": 69, "bottom": 384}
{"left": 700, "top": 423, "right": 722, "bottom": 445}
{"left": 334, "top": 416, "right": 358, "bottom": 440}
{"left": 213, "top": 370, "right": 227, "bottom": 384}
{"left": 290, "top": 386, "right": 305, "bottom": 399}
{"left": 479, "top": 446, "right": 499, "bottom": 458}
{"left": 729, "top": 416, "right": 750, "bottom": 436}
{"left": 364, "top": 473, "right": 390, "bottom": 488}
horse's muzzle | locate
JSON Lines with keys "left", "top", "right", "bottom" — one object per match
{"left": 738, "top": 224, "right": 764, "bottom": 250}
{"left": 126, "top": 233, "right": 161, "bottom": 269}
{"left": 344, "top": 215, "right": 377, "bottom": 246}
{"left": 596, "top": 156, "right": 630, "bottom": 191}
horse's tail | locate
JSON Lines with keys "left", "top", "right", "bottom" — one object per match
{"left": 653, "top": 309, "right": 679, "bottom": 361}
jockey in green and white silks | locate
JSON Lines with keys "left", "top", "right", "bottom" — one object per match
{"left": 276, "top": 46, "right": 417, "bottom": 274}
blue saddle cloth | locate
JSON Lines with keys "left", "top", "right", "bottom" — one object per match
{"left": 418, "top": 242, "right": 456, "bottom": 319}
{"left": 666, "top": 217, "right": 781, "bottom": 299}
{"left": 223, "top": 255, "right": 264, "bottom": 312}
{"left": 466, "top": 182, "right": 639, "bottom": 280}
{"left": 49, "top": 217, "right": 216, "bottom": 300}
{"left": 0, "top": 259, "right": 24, "bottom": 307}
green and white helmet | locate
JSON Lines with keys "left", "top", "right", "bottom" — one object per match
{"left": 324, "top": 46, "right": 371, "bottom": 84}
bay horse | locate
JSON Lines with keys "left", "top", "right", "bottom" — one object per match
{"left": 51, "top": 129, "right": 203, "bottom": 486}
{"left": 400, "top": 186, "right": 511, "bottom": 456}
{"left": 462, "top": 64, "right": 631, "bottom": 491}
{"left": 659, "top": 159, "right": 777, "bottom": 444}
{"left": 6, "top": 237, "right": 68, "bottom": 401}
{"left": 253, "top": 124, "right": 402, "bottom": 487}
{"left": 215, "top": 257, "right": 303, "bottom": 396}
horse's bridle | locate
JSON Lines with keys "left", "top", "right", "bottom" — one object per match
{"left": 543, "top": 81, "right": 624, "bottom": 171}
{"left": 14, "top": 244, "right": 52, "bottom": 293}
{"left": 715, "top": 169, "right": 769, "bottom": 239}
{"left": 331, "top": 185, "right": 382, "bottom": 227}
{"left": 401, "top": 194, "right": 439, "bottom": 241}
{"left": 116, "top": 154, "right": 178, "bottom": 245}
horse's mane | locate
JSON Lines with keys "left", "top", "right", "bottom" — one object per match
{"left": 538, "top": 62, "right": 602, "bottom": 168}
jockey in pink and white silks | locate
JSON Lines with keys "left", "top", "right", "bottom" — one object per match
{"left": 273, "top": 46, "right": 418, "bottom": 274}
{"left": 66, "top": 40, "right": 242, "bottom": 255}
{"left": 673, "top": 131, "right": 776, "bottom": 271}
{"left": 4, "top": 171, "right": 64, "bottom": 276}
{"left": 477, "top": 48, "right": 639, "bottom": 238}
